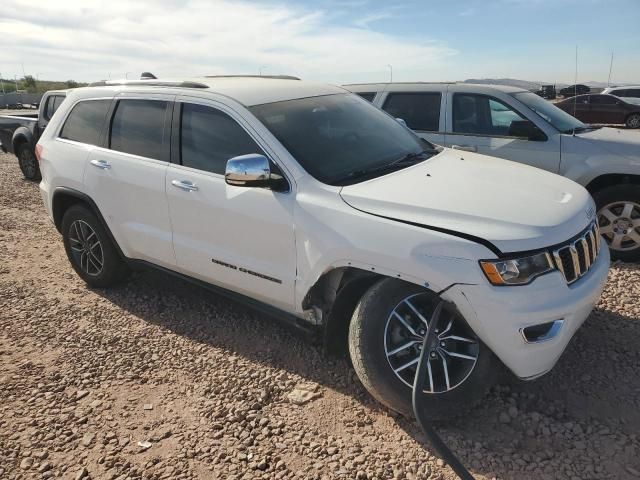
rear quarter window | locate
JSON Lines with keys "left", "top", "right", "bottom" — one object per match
{"left": 355, "top": 92, "right": 376, "bottom": 102}
{"left": 59, "top": 100, "right": 111, "bottom": 146}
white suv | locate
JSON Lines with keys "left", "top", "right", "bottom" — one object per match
{"left": 37, "top": 77, "right": 609, "bottom": 419}
{"left": 346, "top": 83, "right": 640, "bottom": 261}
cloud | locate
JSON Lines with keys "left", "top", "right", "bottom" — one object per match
{"left": 0, "top": 0, "right": 457, "bottom": 83}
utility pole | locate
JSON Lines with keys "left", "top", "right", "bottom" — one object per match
{"left": 607, "top": 51, "right": 614, "bottom": 87}
{"left": 387, "top": 64, "right": 393, "bottom": 82}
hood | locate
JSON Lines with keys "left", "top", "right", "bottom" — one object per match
{"left": 339, "top": 149, "right": 594, "bottom": 254}
{"left": 570, "top": 127, "right": 640, "bottom": 161}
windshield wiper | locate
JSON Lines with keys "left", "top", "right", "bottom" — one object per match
{"left": 332, "top": 149, "right": 437, "bottom": 185}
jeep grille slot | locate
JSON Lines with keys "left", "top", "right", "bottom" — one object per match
{"left": 551, "top": 222, "right": 601, "bottom": 284}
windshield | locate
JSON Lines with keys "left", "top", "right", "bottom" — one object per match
{"left": 250, "top": 93, "right": 435, "bottom": 185}
{"left": 511, "top": 91, "right": 587, "bottom": 133}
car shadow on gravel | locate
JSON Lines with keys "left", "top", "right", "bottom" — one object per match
{"left": 94, "top": 268, "right": 640, "bottom": 480}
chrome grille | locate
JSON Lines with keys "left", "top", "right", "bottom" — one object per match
{"left": 551, "top": 222, "right": 601, "bottom": 284}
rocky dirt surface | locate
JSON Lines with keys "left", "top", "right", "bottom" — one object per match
{"left": 0, "top": 150, "right": 639, "bottom": 480}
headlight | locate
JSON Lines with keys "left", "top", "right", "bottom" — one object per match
{"left": 479, "top": 252, "right": 554, "bottom": 286}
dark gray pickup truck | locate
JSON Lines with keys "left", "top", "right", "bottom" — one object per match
{"left": 0, "top": 90, "right": 67, "bottom": 180}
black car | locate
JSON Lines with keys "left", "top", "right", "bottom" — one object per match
{"left": 535, "top": 85, "right": 556, "bottom": 99}
{"left": 0, "top": 91, "right": 66, "bottom": 180}
{"left": 560, "top": 84, "right": 590, "bottom": 98}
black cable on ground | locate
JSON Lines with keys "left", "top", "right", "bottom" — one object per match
{"left": 412, "top": 300, "right": 475, "bottom": 480}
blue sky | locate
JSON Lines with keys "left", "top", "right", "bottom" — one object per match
{"left": 1, "top": 0, "right": 639, "bottom": 84}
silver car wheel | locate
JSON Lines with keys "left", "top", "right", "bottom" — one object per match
{"left": 598, "top": 201, "right": 640, "bottom": 252}
{"left": 384, "top": 292, "right": 479, "bottom": 393}
{"left": 68, "top": 220, "right": 104, "bottom": 276}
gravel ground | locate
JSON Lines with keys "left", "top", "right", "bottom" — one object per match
{"left": 0, "top": 150, "right": 639, "bottom": 480}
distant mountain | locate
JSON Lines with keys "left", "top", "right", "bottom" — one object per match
{"left": 461, "top": 78, "right": 628, "bottom": 91}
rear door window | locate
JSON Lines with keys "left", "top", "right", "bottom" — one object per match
{"left": 109, "top": 99, "right": 170, "bottom": 161}
{"left": 590, "top": 95, "right": 617, "bottom": 105}
{"left": 59, "top": 99, "right": 111, "bottom": 146}
{"left": 180, "top": 103, "right": 266, "bottom": 175}
{"left": 382, "top": 93, "right": 441, "bottom": 131}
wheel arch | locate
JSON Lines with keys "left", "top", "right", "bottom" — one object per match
{"left": 625, "top": 111, "right": 640, "bottom": 125}
{"left": 12, "top": 128, "right": 32, "bottom": 154}
{"left": 585, "top": 173, "right": 640, "bottom": 194}
{"left": 304, "top": 267, "right": 437, "bottom": 355}
{"left": 51, "top": 187, "right": 126, "bottom": 260}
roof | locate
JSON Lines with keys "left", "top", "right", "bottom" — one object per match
{"left": 85, "top": 76, "right": 347, "bottom": 106}
{"left": 344, "top": 82, "right": 529, "bottom": 94}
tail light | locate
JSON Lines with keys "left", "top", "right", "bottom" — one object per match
{"left": 35, "top": 143, "right": 44, "bottom": 162}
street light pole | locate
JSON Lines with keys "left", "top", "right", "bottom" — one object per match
{"left": 387, "top": 64, "right": 393, "bottom": 83}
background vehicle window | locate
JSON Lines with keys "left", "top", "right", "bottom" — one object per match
{"left": 629, "top": 89, "right": 640, "bottom": 97}
{"left": 109, "top": 100, "right": 169, "bottom": 160}
{"left": 45, "top": 95, "right": 65, "bottom": 120}
{"left": 382, "top": 93, "right": 441, "bottom": 131}
{"left": 590, "top": 95, "right": 617, "bottom": 105}
{"left": 356, "top": 92, "right": 376, "bottom": 102}
{"left": 59, "top": 100, "right": 111, "bottom": 146}
{"left": 613, "top": 89, "right": 628, "bottom": 97}
{"left": 180, "top": 103, "right": 265, "bottom": 175}
{"left": 453, "top": 94, "right": 526, "bottom": 136}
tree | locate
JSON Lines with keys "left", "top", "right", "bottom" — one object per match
{"left": 65, "top": 80, "right": 79, "bottom": 89}
{"left": 23, "top": 75, "right": 36, "bottom": 89}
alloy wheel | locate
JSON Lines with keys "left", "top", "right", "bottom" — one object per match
{"left": 598, "top": 201, "right": 640, "bottom": 252}
{"left": 627, "top": 114, "right": 640, "bottom": 129}
{"left": 68, "top": 220, "right": 104, "bottom": 276}
{"left": 384, "top": 292, "right": 479, "bottom": 393}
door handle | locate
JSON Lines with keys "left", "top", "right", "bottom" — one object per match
{"left": 171, "top": 179, "right": 198, "bottom": 192}
{"left": 451, "top": 144, "right": 477, "bottom": 152}
{"left": 90, "top": 159, "right": 111, "bottom": 169}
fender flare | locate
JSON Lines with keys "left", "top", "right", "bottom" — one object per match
{"left": 51, "top": 187, "right": 127, "bottom": 260}
{"left": 12, "top": 126, "right": 34, "bottom": 154}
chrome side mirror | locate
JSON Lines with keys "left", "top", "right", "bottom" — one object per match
{"left": 225, "top": 154, "right": 274, "bottom": 188}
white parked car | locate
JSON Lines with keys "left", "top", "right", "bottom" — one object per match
{"left": 37, "top": 77, "right": 609, "bottom": 419}
{"left": 346, "top": 83, "right": 640, "bottom": 261}
{"left": 601, "top": 85, "right": 640, "bottom": 102}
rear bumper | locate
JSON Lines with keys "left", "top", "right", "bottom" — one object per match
{"left": 442, "top": 243, "right": 610, "bottom": 379}
{"left": 39, "top": 180, "right": 54, "bottom": 223}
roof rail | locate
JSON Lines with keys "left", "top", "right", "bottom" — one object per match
{"left": 87, "top": 80, "right": 209, "bottom": 88}
{"left": 204, "top": 75, "right": 301, "bottom": 81}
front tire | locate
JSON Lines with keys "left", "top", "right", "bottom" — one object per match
{"left": 16, "top": 144, "right": 41, "bottom": 181}
{"left": 626, "top": 113, "right": 640, "bottom": 129}
{"left": 61, "top": 204, "right": 129, "bottom": 287}
{"left": 594, "top": 185, "right": 640, "bottom": 262}
{"left": 348, "top": 278, "right": 497, "bottom": 421}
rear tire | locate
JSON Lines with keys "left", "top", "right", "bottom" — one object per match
{"left": 61, "top": 204, "right": 129, "bottom": 287}
{"left": 348, "top": 278, "right": 497, "bottom": 421}
{"left": 626, "top": 113, "right": 640, "bottom": 129}
{"left": 17, "top": 143, "right": 41, "bottom": 181}
{"left": 594, "top": 185, "right": 640, "bottom": 262}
